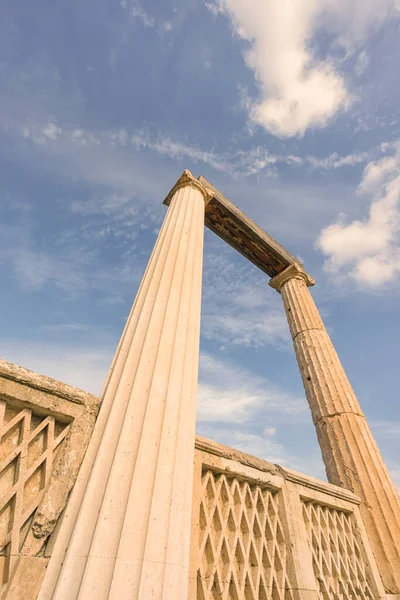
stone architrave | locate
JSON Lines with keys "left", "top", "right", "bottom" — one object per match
{"left": 38, "top": 170, "right": 212, "bottom": 600}
{"left": 269, "top": 262, "right": 400, "bottom": 595}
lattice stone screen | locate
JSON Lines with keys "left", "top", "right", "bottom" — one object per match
{"left": 190, "top": 437, "right": 386, "bottom": 600}
{"left": 0, "top": 400, "right": 70, "bottom": 586}
{"left": 0, "top": 359, "right": 98, "bottom": 600}
{"left": 197, "top": 469, "right": 293, "bottom": 600}
{"left": 302, "top": 501, "right": 375, "bottom": 599}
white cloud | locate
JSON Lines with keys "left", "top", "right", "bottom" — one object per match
{"left": 42, "top": 122, "right": 62, "bottom": 141}
{"left": 317, "top": 142, "right": 400, "bottom": 286}
{"left": 197, "top": 352, "right": 307, "bottom": 424}
{"left": 208, "top": 0, "right": 399, "bottom": 138}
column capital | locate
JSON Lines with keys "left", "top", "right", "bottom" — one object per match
{"left": 269, "top": 261, "right": 315, "bottom": 292}
{"left": 164, "top": 169, "right": 213, "bottom": 207}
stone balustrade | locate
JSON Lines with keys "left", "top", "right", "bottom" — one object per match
{"left": 190, "top": 436, "right": 386, "bottom": 600}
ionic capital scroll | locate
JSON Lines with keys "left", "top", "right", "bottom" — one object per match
{"left": 269, "top": 261, "right": 315, "bottom": 293}
{"left": 164, "top": 169, "right": 213, "bottom": 207}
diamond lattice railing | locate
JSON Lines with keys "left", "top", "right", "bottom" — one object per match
{"left": 302, "top": 501, "right": 375, "bottom": 599}
{"left": 0, "top": 399, "right": 70, "bottom": 588}
{"left": 196, "top": 469, "right": 294, "bottom": 600}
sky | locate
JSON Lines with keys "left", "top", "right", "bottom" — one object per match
{"left": 1, "top": 0, "right": 400, "bottom": 487}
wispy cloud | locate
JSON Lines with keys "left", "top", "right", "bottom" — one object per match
{"left": 121, "top": 0, "right": 174, "bottom": 34}
{"left": 17, "top": 121, "right": 390, "bottom": 179}
{"left": 201, "top": 247, "right": 290, "bottom": 349}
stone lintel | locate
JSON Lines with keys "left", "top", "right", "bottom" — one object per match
{"left": 199, "top": 175, "right": 299, "bottom": 278}
{"left": 163, "top": 169, "right": 213, "bottom": 207}
{"left": 269, "top": 261, "right": 315, "bottom": 292}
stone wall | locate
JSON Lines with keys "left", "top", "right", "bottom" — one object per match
{"left": 0, "top": 360, "right": 98, "bottom": 600}
{"left": 0, "top": 361, "right": 387, "bottom": 599}
{"left": 190, "top": 436, "right": 386, "bottom": 600}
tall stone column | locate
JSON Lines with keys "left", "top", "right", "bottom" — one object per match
{"left": 269, "top": 262, "right": 400, "bottom": 595}
{"left": 38, "top": 170, "right": 212, "bottom": 600}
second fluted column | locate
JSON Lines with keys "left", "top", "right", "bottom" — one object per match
{"left": 269, "top": 262, "right": 400, "bottom": 594}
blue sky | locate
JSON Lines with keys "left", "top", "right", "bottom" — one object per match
{"left": 1, "top": 0, "right": 400, "bottom": 486}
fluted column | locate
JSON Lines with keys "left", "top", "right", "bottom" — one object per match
{"left": 38, "top": 170, "right": 212, "bottom": 600}
{"left": 269, "top": 262, "right": 400, "bottom": 594}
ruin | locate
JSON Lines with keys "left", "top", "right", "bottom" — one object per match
{"left": 1, "top": 169, "right": 399, "bottom": 599}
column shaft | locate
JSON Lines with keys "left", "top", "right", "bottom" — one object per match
{"left": 38, "top": 171, "right": 210, "bottom": 600}
{"left": 270, "top": 264, "right": 400, "bottom": 594}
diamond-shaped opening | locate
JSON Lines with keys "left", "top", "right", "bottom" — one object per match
{"left": 227, "top": 509, "right": 237, "bottom": 547}
{"left": 244, "top": 484, "right": 253, "bottom": 511}
{"left": 311, "top": 505, "right": 320, "bottom": 530}
{"left": 212, "top": 506, "right": 223, "bottom": 546}
{"left": 3, "top": 403, "right": 20, "bottom": 425}
{"left": 27, "top": 428, "right": 48, "bottom": 469}
{"left": 262, "top": 546, "right": 272, "bottom": 577}
{"left": 248, "top": 542, "right": 259, "bottom": 587}
{"left": 268, "top": 494, "right": 278, "bottom": 519}
{"left": 234, "top": 540, "right": 245, "bottom": 584}
{"left": 320, "top": 530, "right": 329, "bottom": 554}
{"left": 244, "top": 574, "right": 256, "bottom": 600}
{"left": 23, "top": 463, "right": 45, "bottom": 510}
{"left": 232, "top": 482, "right": 242, "bottom": 521}
{"left": 202, "top": 536, "right": 215, "bottom": 577}
{"left": 274, "top": 548, "right": 284, "bottom": 576}
{"left": 217, "top": 477, "right": 230, "bottom": 521}
{"left": 228, "top": 574, "right": 240, "bottom": 600}
{"left": 256, "top": 489, "right": 266, "bottom": 522}
{"left": 329, "top": 531, "right": 338, "bottom": 557}
{"left": 220, "top": 475, "right": 230, "bottom": 503}
{"left": 239, "top": 513, "right": 250, "bottom": 551}
{"left": 252, "top": 514, "right": 263, "bottom": 553}
{"left": 319, "top": 506, "right": 329, "bottom": 530}
{"left": 211, "top": 571, "right": 223, "bottom": 598}
{"left": 29, "top": 413, "right": 44, "bottom": 433}
{"left": 204, "top": 473, "right": 216, "bottom": 511}
{"left": 54, "top": 420, "right": 68, "bottom": 439}
{"left": 219, "top": 539, "right": 231, "bottom": 580}
{"left": 0, "top": 421, "right": 23, "bottom": 462}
